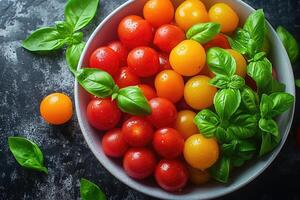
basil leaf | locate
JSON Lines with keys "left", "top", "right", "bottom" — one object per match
{"left": 76, "top": 68, "right": 118, "bottom": 98}
{"left": 241, "top": 87, "right": 259, "bottom": 113}
{"left": 210, "top": 156, "right": 230, "bottom": 183}
{"left": 55, "top": 21, "right": 73, "bottom": 36}
{"left": 228, "top": 36, "right": 248, "bottom": 55}
{"left": 276, "top": 26, "right": 299, "bottom": 64}
{"left": 259, "top": 131, "right": 281, "bottom": 156}
{"left": 231, "top": 156, "right": 246, "bottom": 167}
{"left": 221, "top": 140, "right": 239, "bottom": 156}
{"left": 296, "top": 79, "right": 300, "bottom": 88}
{"left": 238, "top": 139, "right": 257, "bottom": 153}
{"left": 214, "top": 89, "right": 241, "bottom": 120}
{"left": 66, "top": 42, "right": 85, "bottom": 73}
{"left": 271, "top": 78, "right": 285, "bottom": 93}
{"left": 227, "top": 114, "right": 258, "bottom": 139}
{"left": 71, "top": 32, "right": 84, "bottom": 44}
{"left": 207, "top": 47, "right": 236, "bottom": 77}
{"left": 186, "top": 22, "right": 221, "bottom": 44}
{"left": 209, "top": 75, "right": 230, "bottom": 89}
{"left": 80, "top": 178, "right": 106, "bottom": 200}
{"left": 194, "top": 109, "right": 220, "bottom": 138}
{"left": 117, "top": 86, "right": 151, "bottom": 115}
{"left": 22, "top": 27, "right": 67, "bottom": 52}
{"left": 8, "top": 137, "right": 48, "bottom": 174}
{"left": 215, "top": 127, "right": 236, "bottom": 144}
{"left": 269, "top": 92, "right": 294, "bottom": 117}
{"left": 260, "top": 94, "right": 273, "bottom": 118}
{"left": 228, "top": 75, "right": 245, "bottom": 89}
{"left": 65, "top": 0, "right": 99, "bottom": 32}
{"left": 259, "top": 118, "right": 279, "bottom": 138}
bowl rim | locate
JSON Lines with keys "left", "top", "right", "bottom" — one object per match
{"left": 74, "top": 0, "right": 296, "bottom": 199}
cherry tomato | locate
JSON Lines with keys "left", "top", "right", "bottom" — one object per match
{"left": 122, "top": 116, "right": 154, "bottom": 147}
{"left": 40, "top": 93, "right": 73, "bottom": 125}
{"left": 245, "top": 75, "right": 257, "bottom": 91}
{"left": 89, "top": 47, "right": 120, "bottom": 76}
{"left": 175, "top": 110, "right": 198, "bottom": 139}
{"left": 170, "top": 40, "right": 206, "bottom": 76}
{"left": 143, "top": 0, "right": 174, "bottom": 28}
{"left": 158, "top": 52, "right": 172, "bottom": 71}
{"left": 114, "top": 67, "right": 141, "bottom": 88}
{"left": 208, "top": 3, "right": 239, "bottom": 33}
{"left": 102, "top": 129, "right": 129, "bottom": 158}
{"left": 188, "top": 166, "right": 210, "bottom": 185}
{"left": 155, "top": 70, "right": 184, "bottom": 103}
{"left": 138, "top": 84, "right": 157, "bottom": 100}
{"left": 107, "top": 40, "right": 129, "bottom": 66}
{"left": 127, "top": 47, "right": 160, "bottom": 77}
{"left": 203, "top": 34, "right": 231, "bottom": 50}
{"left": 272, "top": 68, "right": 277, "bottom": 80}
{"left": 153, "top": 128, "right": 184, "bottom": 159}
{"left": 154, "top": 24, "right": 185, "bottom": 52}
{"left": 226, "top": 49, "right": 247, "bottom": 77}
{"left": 123, "top": 148, "right": 157, "bottom": 179}
{"left": 155, "top": 159, "right": 188, "bottom": 192}
{"left": 147, "top": 98, "right": 177, "bottom": 128}
{"left": 118, "top": 15, "right": 154, "bottom": 49}
{"left": 175, "top": 0, "right": 209, "bottom": 31}
{"left": 86, "top": 99, "right": 121, "bottom": 131}
{"left": 184, "top": 134, "right": 219, "bottom": 170}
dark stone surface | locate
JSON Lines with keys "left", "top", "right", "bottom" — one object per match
{"left": 0, "top": 0, "right": 300, "bottom": 199}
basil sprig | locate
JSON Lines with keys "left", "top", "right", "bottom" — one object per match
{"left": 8, "top": 137, "right": 48, "bottom": 174}
{"left": 80, "top": 178, "right": 106, "bottom": 200}
{"left": 186, "top": 22, "right": 221, "bottom": 44}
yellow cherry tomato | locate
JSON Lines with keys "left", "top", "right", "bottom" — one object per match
{"left": 184, "top": 75, "right": 217, "bottom": 110}
{"left": 175, "top": 0, "right": 209, "bottom": 31}
{"left": 225, "top": 49, "right": 247, "bottom": 77}
{"left": 208, "top": 3, "right": 239, "bottom": 33}
{"left": 170, "top": 40, "right": 206, "bottom": 76}
{"left": 175, "top": 110, "right": 198, "bottom": 139}
{"left": 40, "top": 93, "right": 73, "bottom": 125}
{"left": 184, "top": 134, "right": 219, "bottom": 170}
{"left": 188, "top": 166, "right": 211, "bottom": 185}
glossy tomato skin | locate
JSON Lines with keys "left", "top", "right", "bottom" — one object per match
{"left": 175, "top": 110, "right": 198, "bottom": 139}
{"left": 118, "top": 15, "right": 154, "bottom": 49}
{"left": 203, "top": 34, "right": 231, "bottom": 50}
{"left": 154, "top": 24, "right": 185, "bottom": 52}
{"left": 138, "top": 84, "right": 157, "bottom": 100}
{"left": 155, "top": 159, "right": 188, "bottom": 192}
{"left": 89, "top": 47, "right": 120, "bottom": 76}
{"left": 102, "top": 129, "right": 129, "bottom": 158}
{"left": 147, "top": 98, "right": 177, "bottom": 128}
{"left": 114, "top": 67, "right": 141, "bottom": 88}
{"left": 86, "top": 99, "right": 121, "bottom": 131}
{"left": 123, "top": 148, "right": 157, "bottom": 179}
{"left": 153, "top": 128, "right": 184, "bottom": 159}
{"left": 107, "top": 40, "right": 129, "bottom": 66}
{"left": 127, "top": 47, "right": 160, "bottom": 77}
{"left": 158, "top": 52, "right": 172, "bottom": 71}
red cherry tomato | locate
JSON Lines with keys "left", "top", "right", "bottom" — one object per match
{"left": 138, "top": 84, "right": 157, "bottom": 100}
{"left": 86, "top": 99, "right": 121, "bottom": 130}
{"left": 203, "top": 34, "right": 231, "bottom": 50}
{"left": 123, "top": 148, "right": 157, "bottom": 179}
{"left": 107, "top": 40, "right": 129, "bottom": 66}
{"left": 89, "top": 47, "right": 120, "bottom": 76}
{"left": 127, "top": 47, "right": 160, "bottom": 77}
{"left": 245, "top": 75, "right": 257, "bottom": 91}
{"left": 147, "top": 98, "right": 177, "bottom": 128}
{"left": 114, "top": 67, "right": 141, "bottom": 88}
{"left": 153, "top": 128, "right": 184, "bottom": 159}
{"left": 158, "top": 52, "right": 172, "bottom": 71}
{"left": 102, "top": 129, "right": 129, "bottom": 158}
{"left": 122, "top": 116, "right": 154, "bottom": 147}
{"left": 154, "top": 24, "right": 185, "bottom": 52}
{"left": 155, "top": 159, "right": 188, "bottom": 192}
{"left": 118, "top": 15, "right": 154, "bottom": 49}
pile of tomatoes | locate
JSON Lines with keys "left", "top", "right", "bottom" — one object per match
{"left": 85, "top": 0, "right": 246, "bottom": 192}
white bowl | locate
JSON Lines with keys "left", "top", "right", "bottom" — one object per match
{"left": 75, "top": 0, "right": 295, "bottom": 199}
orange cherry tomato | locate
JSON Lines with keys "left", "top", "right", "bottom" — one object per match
{"left": 174, "top": 110, "right": 198, "bottom": 139}
{"left": 138, "top": 84, "right": 157, "bottom": 100}
{"left": 203, "top": 33, "right": 231, "bottom": 50}
{"left": 225, "top": 49, "right": 247, "bottom": 77}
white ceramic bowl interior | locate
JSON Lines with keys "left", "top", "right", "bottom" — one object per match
{"left": 75, "top": 0, "right": 295, "bottom": 199}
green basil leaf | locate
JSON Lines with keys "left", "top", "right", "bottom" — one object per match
{"left": 117, "top": 86, "right": 151, "bottom": 116}
{"left": 71, "top": 32, "right": 84, "bottom": 44}
{"left": 214, "top": 89, "right": 241, "bottom": 120}
{"left": 221, "top": 140, "right": 239, "bottom": 156}
{"left": 260, "top": 94, "right": 273, "bottom": 118}
{"left": 209, "top": 75, "right": 230, "bottom": 89}
{"left": 269, "top": 92, "right": 294, "bottom": 117}
{"left": 259, "top": 118, "right": 279, "bottom": 138}
{"left": 271, "top": 78, "right": 285, "bottom": 93}
{"left": 76, "top": 68, "right": 118, "bottom": 98}
{"left": 186, "top": 22, "right": 221, "bottom": 44}
{"left": 228, "top": 36, "right": 248, "bottom": 55}
{"left": 215, "top": 127, "right": 236, "bottom": 144}
{"left": 276, "top": 26, "right": 299, "bottom": 64}
{"left": 66, "top": 42, "right": 85, "bottom": 73}
{"left": 250, "top": 52, "right": 267, "bottom": 62}
{"left": 80, "top": 178, "right": 106, "bottom": 200}
{"left": 259, "top": 131, "right": 281, "bottom": 156}
{"left": 241, "top": 87, "right": 259, "bottom": 113}
{"left": 296, "top": 79, "right": 300, "bottom": 88}
{"left": 238, "top": 139, "right": 257, "bottom": 153}
{"left": 227, "top": 114, "right": 258, "bottom": 139}
{"left": 209, "top": 156, "right": 230, "bottom": 183}
{"left": 55, "top": 21, "right": 73, "bottom": 36}
{"left": 228, "top": 75, "right": 245, "bottom": 89}
{"left": 207, "top": 47, "right": 236, "bottom": 76}
{"left": 194, "top": 109, "right": 220, "bottom": 138}
{"left": 8, "top": 137, "right": 48, "bottom": 174}
{"left": 22, "top": 27, "right": 67, "bottom": 52}
{"left": 65, "top": 0, "right": 99, "bottom": 31}
{"left": 261, "top": 35, "right": 270, "bottom": 54}
{"left": 231, "top": 156, "right": 246, "bottom": 167}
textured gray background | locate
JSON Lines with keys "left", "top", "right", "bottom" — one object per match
{"left": 0, "top": 0, "right": 300, "bottom": 199}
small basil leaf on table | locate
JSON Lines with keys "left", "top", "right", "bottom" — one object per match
{"left": 66, "top": 42, "right": 85, "bottom": 73}
{"left": 71, "top": 32, "right": 84, "bottom": 44}
{"left": 227, "top": 114, "right": 258, "bottom": 139}
{"left": 296, "top": 79, "right": 300, "bottom": 88}
{"left": 117, "top": 86, "right": 151, "bottom": 116}
{"left": 228, "top": 75, "right": 245, "bottom": 89}
{"left": 241, "top": 87, "right": 259, "bottom": 113}
{"left": 22, "top": 27, "right": 67, "bottom": 52}
{"left": 269, "top": 92, "right": 294, "bottom": 117}
{"left": 76, "top": 68, "right": 118, "bottom": 98}
{"left": 65, "top": 0, "right": 100, "bottom": 32}
{"left": 259, "top": 118, "right": 279, "bottom": 138}
{"left": 8, "top": 137, "right": 48, "bottom": 174}
{"left": 209, "top": 156, "right": 230, "bottom": 183}
{"left": 209, "top": 75, "right": 230, "bottom": 89}
{"left": 55, "top": 21, "right": 73, "bottom": 36}
{"left": 276, "top": 26, "right": 299, "bottom": 64}
{"left": 80, "top": 178, "right": 106, "bottom": 200}
{"left": 186, "top": 22, "right": 221, "bottom": 44}
{"left": 260, "top": 94, "right": 273, "bottom": 118}
{"left": 194, "top": 109, "right": 220, "bottom": 138}
{"left": 259, "top": 131, "right": 281, "bottom": 157}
